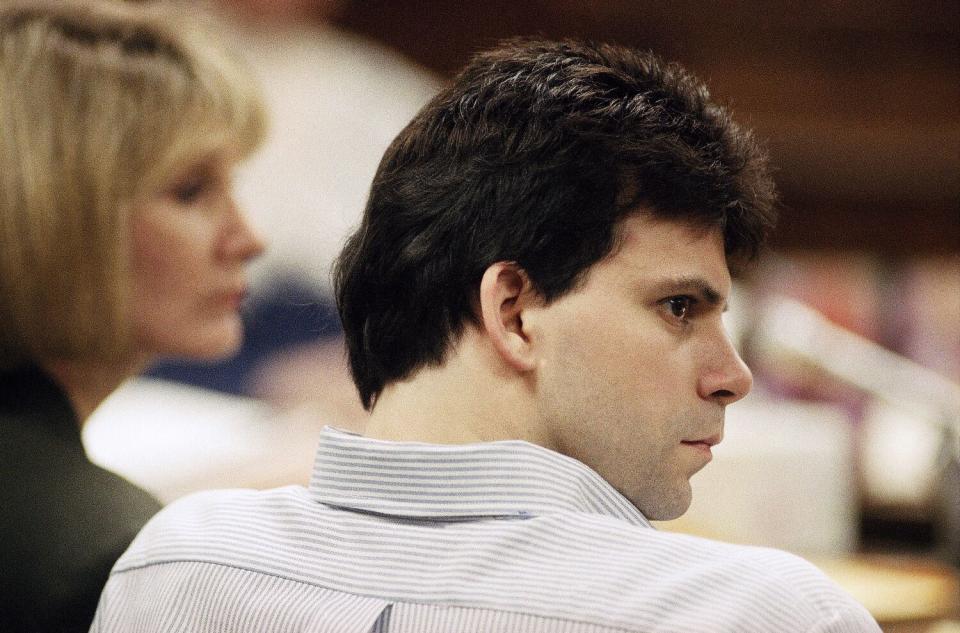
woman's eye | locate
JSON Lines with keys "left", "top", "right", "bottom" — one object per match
{"left": 171, "top": 179, "right": 207, "bottom": 204}
{"left": 665, "top": 296, "right": 693, "bottom": 321}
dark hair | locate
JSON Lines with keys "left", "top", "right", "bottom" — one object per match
{"left": 334, "top": 38, "right": 777, "bottom": 409}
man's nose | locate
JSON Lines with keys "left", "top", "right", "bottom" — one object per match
{"left": 697, "top": 335, "right": 753, "bottom": 406}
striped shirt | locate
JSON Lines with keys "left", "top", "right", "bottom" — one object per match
{"left": 93, "top": 426, "right": 880, "bottom": 632}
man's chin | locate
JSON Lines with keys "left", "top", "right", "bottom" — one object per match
{"left": 632, "top": 484, "right": 693, "bottom": 521}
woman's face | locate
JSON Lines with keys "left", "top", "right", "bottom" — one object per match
{"left": 130, "top": 150, "right": 264, "bottom": 360}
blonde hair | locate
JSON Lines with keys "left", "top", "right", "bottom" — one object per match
{"left": 0, "top": 0, "right": 266, "bottom": 370}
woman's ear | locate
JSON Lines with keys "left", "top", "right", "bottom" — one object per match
{"left": 478, "top": 262, "right": 537, "bottom": 372}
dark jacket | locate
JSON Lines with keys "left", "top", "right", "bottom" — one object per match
{"left": 0, "top": 366, "right": 162, "bottom": 633}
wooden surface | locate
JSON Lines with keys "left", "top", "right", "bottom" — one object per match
{"left": 812, "top": 555, "right": 959, "bottom": 624}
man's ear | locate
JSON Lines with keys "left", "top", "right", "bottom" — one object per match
{"left": 478, "top": 261, "right": 538, "bottom": 373}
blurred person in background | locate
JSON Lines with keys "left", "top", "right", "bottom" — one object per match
{"left": 69, "top": 0, "right": 439, "bottom": 527}
{"left": 140, "top": 0, "right": 438, "bottom": 405}
{"left": 0, "top": 1, "right": 265, "bottom": 630}
{"left": 93, "top": 39, "right": 879, "bottom": 631}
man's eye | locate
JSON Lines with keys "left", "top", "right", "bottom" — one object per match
{"left": 665, "top": 296, "right": 693, "bottom": 321}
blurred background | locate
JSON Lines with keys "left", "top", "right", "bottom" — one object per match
{"left": 83, "top": 1, "right": 959, "bottom": 629}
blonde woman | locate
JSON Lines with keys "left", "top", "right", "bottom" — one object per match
{"left": 0, "top": 1, "right": 266, "bottom": 630}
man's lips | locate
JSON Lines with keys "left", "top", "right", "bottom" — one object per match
{"left": 680, "top": 433, "right": 722, "bottom": 460}
{"left": 682, "top": 433, "right": 722, "bottom": 448}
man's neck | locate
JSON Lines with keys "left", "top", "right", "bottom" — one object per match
{"left": 363, "top": 337, "right": 549, "bottom": 447}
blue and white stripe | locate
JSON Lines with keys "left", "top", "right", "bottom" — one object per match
{"left": 94, "top": 426, "right": 880, "bottom": 632}
{"left": 310, "top": 432, "right": 651, "bottom": 524}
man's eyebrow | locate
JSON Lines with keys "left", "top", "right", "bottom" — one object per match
{"left": 648, "top": 276, "right": 727, "bottom": 309}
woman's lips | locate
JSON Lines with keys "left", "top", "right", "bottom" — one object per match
{"left": 218, "top": 287, "right": 247, "bottom": 310}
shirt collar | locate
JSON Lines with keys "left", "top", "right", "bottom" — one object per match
{"left": 309, "top": 426, "right": 652, "bottom": 528}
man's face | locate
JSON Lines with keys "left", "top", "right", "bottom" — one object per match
{"left": 530, "top": 213, "right": 752, "bottom": 520}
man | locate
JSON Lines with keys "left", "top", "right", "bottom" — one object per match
{"left": 94, "top": 39, "right": 880, "bottom": 632}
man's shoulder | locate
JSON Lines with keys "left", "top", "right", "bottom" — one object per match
{"left": 525, "top": 512, "right": 879, "bottom": 631}
{"left": 113, "top": 485, "right": 312, "bottom": 572}
{"left": 110, "top": 491, "right": 879, "bottom": 632}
